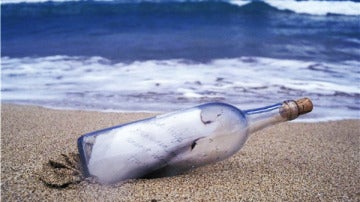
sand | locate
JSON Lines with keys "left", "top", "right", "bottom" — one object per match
{"left": 1, "top": 104, "right": 359, "bottom": 201}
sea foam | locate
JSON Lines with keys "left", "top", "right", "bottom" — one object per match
{"left": 2, "top": 56, "right": 359, "bottom": 121}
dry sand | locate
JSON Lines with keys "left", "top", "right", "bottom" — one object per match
{"left": 1, "top": 104, "right": 359, "bottom": 201}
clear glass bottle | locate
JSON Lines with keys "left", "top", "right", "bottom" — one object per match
{"left": 78, "top": 98, "right": 313, "bottom": 184}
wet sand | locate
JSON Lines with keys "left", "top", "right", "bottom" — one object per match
{"left": 1, "top": 104, "right": 359, "bottom": 201}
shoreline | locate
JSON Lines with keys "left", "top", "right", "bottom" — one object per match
{"left": 2, "top": 101, "right": 358, "bottom": 123}
{"left": 1, "top": 104, "right": 359, "bottom": 201}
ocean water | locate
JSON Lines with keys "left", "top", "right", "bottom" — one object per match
{"left": 2, "top": 0, "right": 360, "bottom": 121}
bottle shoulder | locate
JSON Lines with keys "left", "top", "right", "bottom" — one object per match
{"left": 197, "top": 102, "right": 247, "bottom": 120}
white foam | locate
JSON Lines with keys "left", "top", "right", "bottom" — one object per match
{"left": 2, "top": 55, "right": 359, "bottom": 120}
{"left": 265, "top": 0, "right": 360, "bottom": 16}
{"left": 2, "top": 56, "right": 358, "bottom": 96}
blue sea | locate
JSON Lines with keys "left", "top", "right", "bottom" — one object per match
{"left": 2, "top": 0, "right": 360, "bottom": 121}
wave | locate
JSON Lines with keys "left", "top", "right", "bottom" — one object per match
{"left": 261, "top": 0, "right": 360, "bottom": 16}
{"left": 2, "top": 0, "right": 360, "bottom": 16}
{"left": 2, "top": 55, "right": 359, "bottom": 121}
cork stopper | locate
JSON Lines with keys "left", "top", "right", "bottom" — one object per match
{"left": 295, "top": 97, "right": 313, "bottom": 115}
{"left": 280, "top": 97, "right": 313, "bottom": 120}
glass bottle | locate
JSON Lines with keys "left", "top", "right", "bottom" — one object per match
{"left": 77, "top": 98, "right": 313, "bottom": 184}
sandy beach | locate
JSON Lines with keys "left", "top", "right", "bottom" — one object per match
{"left": 1, "top": 104, "right": 359, "bottom": 201}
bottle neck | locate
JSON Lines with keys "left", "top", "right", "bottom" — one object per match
{"left": 244, "top": 103, "right": 284, "bottom": 134}
{"left": 244, "top": 100, "right": 308, "bottom": 134}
